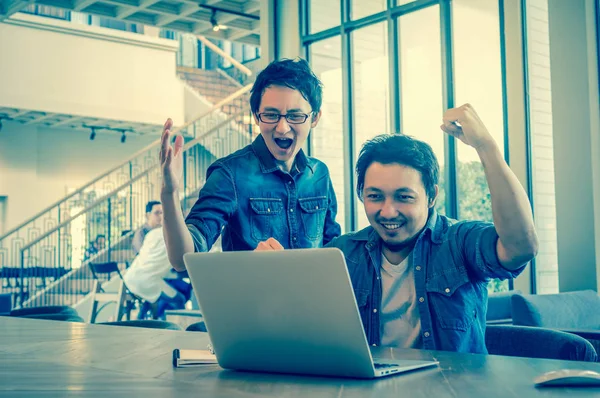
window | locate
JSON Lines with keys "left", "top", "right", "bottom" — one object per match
{"left": 309, "top": 0, "right": 341, "bottom": 33}
{"left": 352, "top": 22, "right": 391, "bottom": 229}
{"left": 351, "top": 0, "right": 386, "bottom": 20}
{"left": 309, "top": 37, "right": 348, "bottom": 232}
{"left": 398, "top": 5, "right": 446, "bottom": 216}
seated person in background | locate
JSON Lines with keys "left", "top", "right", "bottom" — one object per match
{"left": 159, "top": 58, "right": 341, "bottom": 271}
{"left": 257, "top": 104, "right": 538, "bottom": 354}
{"left": 124, "top": 228, "right": 191, "bottom": 320}
{"left": 84, "top": 234, "right": 106, "bottom": 260}
{"left": 132, "top": 201, "right": 163, "bottom": 255}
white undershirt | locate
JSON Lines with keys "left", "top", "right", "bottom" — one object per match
{"left": 379, "top": 252, "right": 422, "bottom": 348}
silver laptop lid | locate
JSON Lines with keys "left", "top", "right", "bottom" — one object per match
{"left": 184, "top": 248, "right": 377, "bottom": 378}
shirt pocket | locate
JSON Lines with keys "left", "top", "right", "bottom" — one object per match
{"left": 298, "top": 196, "right": 328, "bottom": 240}
{"left": 425, "top": 269, "right": 477, "bottom": 331}
{"left": 249, "top": 198, "right": 284, "bottom": 241}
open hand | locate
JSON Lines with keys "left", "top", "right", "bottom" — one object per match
{"left": 160, "top": 118, "right": 184, "bottom": 194}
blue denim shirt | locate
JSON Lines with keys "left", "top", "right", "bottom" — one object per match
{"left": 185, "top": 135, "right": 341, "bottom": 252}
{"left": 326, "top": 211, "right": 526, "bottom": 354}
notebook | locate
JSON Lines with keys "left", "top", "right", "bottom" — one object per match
{"left": 172, "top": 349, "right": 218, "bottom": 368}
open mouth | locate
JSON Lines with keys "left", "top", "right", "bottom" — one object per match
{"left": 379, "top": 222, "right": 405, "bottom": 231}
{"left": 274, "top": 137, "right": 294, "bottom": 149}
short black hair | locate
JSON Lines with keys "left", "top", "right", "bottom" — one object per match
{"left": 355, "top": 134, "right": 439, "bottom": 201}
{"left": 145, "top": 201, "right": 161, "bottom": 213}
{"left": 250, "top": 58, "right": 323, "bottom": 115}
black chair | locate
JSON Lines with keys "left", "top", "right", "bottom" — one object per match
{"left": 0, "top": 292, "right": 13, "bottom": 315}
{"left": 486, "top": 290, "right": 521, "bottom": 325}
{"left": 88, "top": 261, "right": 138, "bottom": 323}
{"left": 10, "top": 305, "right": 78, "bottom": 318}
{"left": 99, "top": 320, "right": 182, "bottom": 330}
{"left": 485, "top": 325, "right": 598, "bottom": 362}
{"left": 186, "top": 321, "right": 207, "bottom": 332}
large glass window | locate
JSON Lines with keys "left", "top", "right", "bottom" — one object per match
{"left": 303, "top": 1, "right": 540, "bottom": 293}
{"left": 309, "top": 0, "right": 341, "bottom": 33}
{"left": 453, "top": 0, "right": 507, "bottom": 292}
{"left": 351, "top": 0, "right": 386, "bottom": 20}
{"left": 398, "top": 5, "right": 446, "bottom": 216}
{"left": 454, "top": 0, "right": 504, "bottom": 223}
{"left": 352, "top": 22, "right": 391, "bottom": 229}
{"left": 309, "top": 37, "right": 347, "bottom": 232}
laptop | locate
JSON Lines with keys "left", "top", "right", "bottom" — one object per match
{"left": 183, "top": 248, "right": 438, "bottom": 379}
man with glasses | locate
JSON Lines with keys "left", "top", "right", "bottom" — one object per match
{"left": 159, "top": 59, "right": 341, "bottom": 271}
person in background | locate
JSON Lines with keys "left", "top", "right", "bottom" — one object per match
{"left": 132, "top": 201, "right": 163, "bottom": 255}
{"left": 124, "top": 227, "right": 191, "bottom": 320}
{"left": 84, "top": 234, "right": 106, "bottom": 260}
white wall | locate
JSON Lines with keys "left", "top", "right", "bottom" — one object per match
{"left": 0, "top": 120, "right": 157, "bottom": 231}
{"left": 0, "top": 13, "right": 185, "bottom": 125}
{"left": 548, "top": 0, "right": 599, "bottom": 292}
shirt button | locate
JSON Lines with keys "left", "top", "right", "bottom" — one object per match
{"left": 373, "top": 309, "right": 377, "bottom": 313}
{"left": 293, "top": 236, "right": 297, "bottom": 241}
{"left": 419, "top": 297, "right": 424, "bottom": 303}
{"left": 445, "top": 288, "right": 450, "bottom": 293}
{"left": 267, "top": 208, "right": 271, "bottom": 212}
{"left": 424, "top": 332, "right": 430, "bottom": 338}
{"left": 288, "top": 181, "right": 292, "bottom": 185}
{"left": 415, "top": 266, "right": 422, "bottom": 271}
{"left": 372, "top": 344, "right": 377, "bottom": 347}
{"left": 290, "top": 209, "right": 294, "bottom": 213}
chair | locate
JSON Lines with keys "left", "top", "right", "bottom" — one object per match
{"left": 511, "top": 291, "right": 600, "bottom": 356}
{"left": 511, "top": 290, "right": 600, "bottom": 329}
{"left": 0, "top": 292, "right": 13, "bottom": 315}
{"left": 185, "top": 321, "right": 207, "bottom": 332}
{"left": 10, "top": 305, "right": 78, "bottom": 318}
{"left": 99, "top": 320, "right": 182, "bottom": 330}
{"left": 88, "top": 261, "right": 138, "bottom": 323}
{"left": 486, "top": 290, "right": 521, "bottom": 325}
{"left": 485, "top": 325, "right": 598, "bottom": 362}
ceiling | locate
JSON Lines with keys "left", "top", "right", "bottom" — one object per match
{"left": 0, "top": 0, "right": 261, "bottom": 45}
{"left": 0, "top": 106, "right": 163, "bottom": 136}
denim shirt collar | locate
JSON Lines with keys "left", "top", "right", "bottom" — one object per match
{"left": 354, "top": 210, "right": 444, "bottom": 251}
{"left": 251, "top": 134, "right": 312, "bottom": 174}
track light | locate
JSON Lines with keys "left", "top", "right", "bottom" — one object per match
{"left": 120, "top": 130, "right": 126, "bottom": 143}
{"left": 89, "top": 127, "right": 96, "bottom": 140}
{"left": 210, "top": 9, "right": 220, "bottom": 31}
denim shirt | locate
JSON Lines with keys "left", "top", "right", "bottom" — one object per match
{"left": 185, "top": 135, "right": 341, "bottom": 252}
{"left": 326, "top": 212, "right": 526, "bottom": 354}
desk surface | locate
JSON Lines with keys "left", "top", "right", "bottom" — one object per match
{"left": 1, "top": 317, "right": 599, "bottom": 397}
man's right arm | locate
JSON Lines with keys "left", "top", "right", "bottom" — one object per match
{"left": 161, "top": 190, "right": 195, "bottom": 271}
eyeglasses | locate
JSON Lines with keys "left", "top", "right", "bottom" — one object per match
{"left": 257, "top": 112, "right": 312, "bottom": 125}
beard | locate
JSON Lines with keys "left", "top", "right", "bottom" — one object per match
{"left": 381, "top": 230, "right": 420, "bottom": 253}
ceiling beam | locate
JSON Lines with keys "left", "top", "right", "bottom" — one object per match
{"left": 24, "top": 113, "right": 56, "bottom": 125}
{"left": 155, "top": 2, "right": 198, "bottom": 27}
{"left": 114, "top": 0, "right": 157, "bottom": 19}
{"left": 50, "top": 116, "right": 84, "bottom": 127}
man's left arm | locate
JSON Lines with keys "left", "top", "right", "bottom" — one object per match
{"left": 442, "top": 104, "right": 539, "bottom": 270}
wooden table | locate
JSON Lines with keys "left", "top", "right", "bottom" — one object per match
{"left": 1, "top": 317, "right": 599, "bottom": 397}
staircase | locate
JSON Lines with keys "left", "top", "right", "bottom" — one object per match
{"left": 178, "top": 66, "right": 246, "bottom": 117}
{"left": 0, "top": 85, "right": 255, "bottom": 309}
